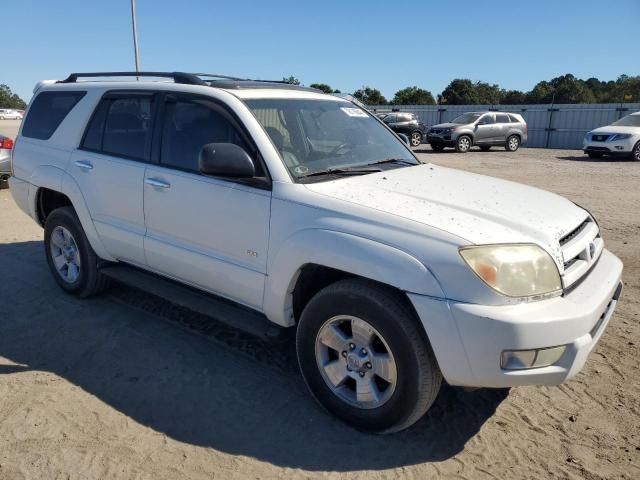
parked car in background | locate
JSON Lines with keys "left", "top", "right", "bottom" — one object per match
{"left": 583, "top": 112, "right": 640, "bottom": 160}
{"left": 379, "top": 112, "right": 428, "bottom": 146}
{"left": 0, "top": 109, "right": 23, "bottom": 120}
{"left": 9, "top": 72, "right": 623, "bottom": 433}
{"left": 0, "top": 134, "right": 13, "bottom": 188}
{"left": 428, "top": 111, "right": 527, "bottom": 153}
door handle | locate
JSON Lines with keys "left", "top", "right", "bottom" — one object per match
{"left": 145, "top": 178, "right": 170, "bottom": 189}
{"left": 74, "top": 160, "right": 93, "bottom": 171}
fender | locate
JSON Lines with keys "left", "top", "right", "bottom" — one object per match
{"left": 263, "top": 229, "right": 445, "bottom": 327}
{"left": 28, "top": 165, "right": 116, "bottom": 262}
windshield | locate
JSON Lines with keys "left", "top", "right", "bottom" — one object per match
{"left": 611, "top": 114, "right": 640, "bottom": 127}
{"left": 244, "top": 99, "right": 417, "bottom": 180}
{"left": 450, "top": 112, "right": 482, "bottom": 124}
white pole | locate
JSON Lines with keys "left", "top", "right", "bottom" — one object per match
{"left": 131, "top": 0, "right": 140, "bottom": 77}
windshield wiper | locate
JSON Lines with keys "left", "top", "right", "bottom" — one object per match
{"left": 366, "top": 158, "right": 418, "bottom": 167}
{"left": 300, "top": 167, "right": 382, "bottom": 179}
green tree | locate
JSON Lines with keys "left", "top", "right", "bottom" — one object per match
{"left": 309, "top": 83, "right": 333, "bottom": 94}
{"left": 501, "top": 89, "right": 527, "bottom": 104}
{"left": 439, "top": 79, "right": 501, "bottom": 104}
{"left": 282, "top": 76, "right": 300, "bottom": 85}
{"left": 353, "top": 86, "right": 387, "bottom": 105}
{"left": 392, "top": 86, "right": 435, "bottom": 105}
{"left": 0, "top": 84, "right": 27, "bottom": 109}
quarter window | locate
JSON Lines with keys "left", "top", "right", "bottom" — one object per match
{"left": 508, "top": 114, "right": 521, "bottom": 123}
{"left": 22, "top": 91, "right": 86, "bottom": 140}
{"left": 160, "top": 98, "right": 251, "bottom": 173}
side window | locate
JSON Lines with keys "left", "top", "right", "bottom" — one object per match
{"left": 102, "top": 96, "right": 154, "bottom": 160}
{"left": 81, "top": 100, "right": 109, "bottom": 151}
{"left": 479, "top": 114, "right": 495, "bottom": 125}
{"left": 383, "top": 114, "right": 396, "bottom": 123}
{"left": 508, "top": 114, "right": 521, "bottom": 123}
{"left": 160, "top": 98, "right": 251, "bottom": 173}
{"left": 22, "top": 91, "right": 86, "bottom": 140}
{"left": 496, "top": 113, "right": 510, "bottom": 123}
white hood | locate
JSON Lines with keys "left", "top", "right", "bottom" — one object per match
{"left": 305, "top": 164, "right": 588, "bottom": 266}
{"left": 590, "top": 125, "right": 639, "bottom": 135}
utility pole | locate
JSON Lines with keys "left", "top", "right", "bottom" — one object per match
{"left": 131, "top": 0, "right": 141, "bottom": 77}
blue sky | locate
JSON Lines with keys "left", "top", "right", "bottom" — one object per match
{"left": 4, "top": 0, "right": 639, "bottom": 102}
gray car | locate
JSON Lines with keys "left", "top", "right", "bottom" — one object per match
{"left": 0, "top": 134, "right": 12, "bottom": 188}
{"left": 427, "top": 111, "right": 527, "bottom": 153}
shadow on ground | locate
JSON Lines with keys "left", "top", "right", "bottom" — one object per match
{"left": 557, "top": 155, "right": 636, "bottom": 162}
{"left": 0, "top": 240, "right": 507, "bottom": 472}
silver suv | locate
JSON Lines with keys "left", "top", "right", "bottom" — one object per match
{"left": 427, "top": 111, "right": 527, "bottom": 153}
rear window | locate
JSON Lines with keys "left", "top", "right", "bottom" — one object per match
{"left": 22, "top": 91, "right": 86, "bottom": 140}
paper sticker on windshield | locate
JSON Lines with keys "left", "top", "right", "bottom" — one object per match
{"left": 341, "top": 107, "right": 368, "bottom": 118}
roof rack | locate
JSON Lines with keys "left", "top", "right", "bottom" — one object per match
{"left": 58, "top": 71, "right": 208, "bottom": 86}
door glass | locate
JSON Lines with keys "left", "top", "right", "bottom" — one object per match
{"left": 102, "top": 97, "right": 153, "bottom": 160}
{"left": 496, "top": 113, "right": 510, "bottom": 123}
{"left": 478, "top": 114, "right": 495, "bottom": 125}
{"left": 160, "top": 99, "right": 251, "bottom": 173}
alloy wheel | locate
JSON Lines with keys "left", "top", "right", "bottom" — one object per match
{"left": 49, "top": 226, "right": 81, "bottom": 283}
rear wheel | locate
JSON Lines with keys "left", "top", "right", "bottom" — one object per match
{"left": 296, "top": 278, "right": 442, "bottom": 433}
{"left": 410, "top": 131, "right": 422, "bottom": 147}
{"left": 587, "top": 151, "right": 604, "bottom": 159}
{"left": 455, "top": 135, "right": 472, "bottom": 153}
{"left": 632, "top": 141, "right": 640, "bottom": 161}
{"left": 505, "top": 135, "right": 520, "bottom": 152}
{"left": 44, "top": 206, "right": 109, "bottom": 297}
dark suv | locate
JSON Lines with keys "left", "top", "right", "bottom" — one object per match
{"left": 379, "top": 112, "right": 428, "bottom": 146}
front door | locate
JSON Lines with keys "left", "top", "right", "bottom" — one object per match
{"left": 474, "top": 113, "right": 496, "bottom": 144}
{"left": 143, "top": 94, "right": 271, "bottom": 310}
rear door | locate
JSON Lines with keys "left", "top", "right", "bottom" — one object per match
{"left": 70, "top": 92, "right": 155, "bottom": 266}
{"left": 494, "top": 113, "right": 511, "bottom": 144}
{"left": 142, "top": 93, "right": 271, "bottom": 310}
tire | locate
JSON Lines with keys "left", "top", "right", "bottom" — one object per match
{"left": 44, "top": 206, "right": 109, "bottom": 297}
{"left": 455, "top": 135, "right": 472, "bottom": 153}
{"left": 410, "top": 131, "right": 422, "bottom": 147}
{"left": 587, "top": 151, "right": 604, "bottom": 159}
{"left": 430, "top": 144, "right": 444, "bottom": 152}
{"left": 0, "top": 175, "right": 9, "bottom": 189}
{"left": 505, "top": 135, "right": 520, "bottom": 152}
{"left": 632, "top": 141, "right": 640, "bottom": 161}
{"left": 479, "top": 146, "right": 491, "bottom": 152}
{"left": 296, "top": 278, "right": 442, "bottom": 433}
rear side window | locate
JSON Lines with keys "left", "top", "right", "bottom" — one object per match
{"left": 496, "top": 113, "right": 510, "bottom": 123}
{"left": 22, "top": 91, "right": 86, "bottom": 140}
{"left": 508, "top": 114, "right": 521, "bottom": 123}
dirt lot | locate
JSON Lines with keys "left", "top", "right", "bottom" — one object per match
{"left": 0, "top": 135, "right": 638, "bottom": 479}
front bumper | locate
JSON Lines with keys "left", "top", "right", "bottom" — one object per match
{"left": 409, "top": 248, "right": 623, "bottom": 387}
{"left": 427, "top": 133, "right": 455, "bottom": 146}
{"left": 583, "top": 138, "right": 635, "bottom": 155}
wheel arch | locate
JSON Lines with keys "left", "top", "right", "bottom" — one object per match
{"left": 262, "top": 229, "right": 445, "bottom": 327}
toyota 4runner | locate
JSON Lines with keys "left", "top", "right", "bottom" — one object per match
{"left": 9, "top": 72, "right": 623, "bottom": 433}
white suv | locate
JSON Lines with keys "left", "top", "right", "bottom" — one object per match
{"left": 0, "top": 109, "right": 23, "bottom": 120}
{"left": 583, "top": 111, "right": 640, "bottom": 160}
{"left": 9, "top": 72, "right": 623, "bottom": 433}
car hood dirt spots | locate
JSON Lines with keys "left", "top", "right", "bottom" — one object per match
{"left": 305, "top": 163, "right": 588, "bottom": 269}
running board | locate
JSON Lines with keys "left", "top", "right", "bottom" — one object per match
{"left": 100, "top": 263, "right": 286, "bottom": 341}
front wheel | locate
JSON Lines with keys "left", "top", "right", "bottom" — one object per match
{"left": 44, "top": 206, "right": 109, "bottom": 297}
{"left": 455, "top": 135, "right": 472, "bottom": 153}
{"left": 296, "top": 278, "right": 442, "bottom": 433}
{"left": 632, "top": 141, "right": 640, "bottom": 161}
{"left": 410, "top": 131, "right": 422, "bottom": 147}
{"left": 505, "top": 135, "right": 520, "bottom": 152}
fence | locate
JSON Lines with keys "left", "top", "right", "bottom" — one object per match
{"left": 366, "top": 103, "right": 640, "bottom": 149}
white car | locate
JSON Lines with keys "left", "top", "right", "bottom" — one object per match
{"left": 9, "top": 72, "right": 623, "bottom": 433}
{"left": 583, "top": 112, "right": 640, "bottom": 160}
{"left": 0, "top": 109, "right": 22, "bottom": 120}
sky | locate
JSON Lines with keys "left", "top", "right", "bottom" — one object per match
{"left": 3, "top": 0, "right": 639, "bottom": 102}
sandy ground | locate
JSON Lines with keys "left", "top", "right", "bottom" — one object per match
{"left": 0, "top": 126, "right": 638, "bottom": 479}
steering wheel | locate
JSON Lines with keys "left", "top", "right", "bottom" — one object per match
{"left": 330, "top": 143, "right": 353, "bottom": 156}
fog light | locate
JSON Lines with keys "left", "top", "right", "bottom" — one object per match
{"left": 501, "top": 346, "right": 566, "bottom": 370}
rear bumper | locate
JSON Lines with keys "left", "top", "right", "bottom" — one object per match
{"left": 409, "top": 248, "right": 623, "bottom": 387}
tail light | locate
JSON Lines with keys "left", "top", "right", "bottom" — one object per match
{"left": 0, "top": 138, "right": 13, "bottom": 150}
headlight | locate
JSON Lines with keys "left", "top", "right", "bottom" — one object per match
{"left": 610, "top": 133, "right": 631, "bottom": 141}
{"left": 459, "top": 244, "right": 562, "bottom": 298}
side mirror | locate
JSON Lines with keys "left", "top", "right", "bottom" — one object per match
{"left": 199, "top": 143, "right": 255, "bottom": 178}
{"left": 397, "top": 133, "right": 410, "bottom": 146}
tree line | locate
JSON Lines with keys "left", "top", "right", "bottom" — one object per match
{"left": 284, "top": 74, "right": 639, "bottom": 106}
{"left": 0, "top": 84, "right": 27, "bottom": 109}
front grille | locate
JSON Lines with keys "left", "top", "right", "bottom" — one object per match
{"left": 559, "top": 217, "right": 602, "bottom": 289}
